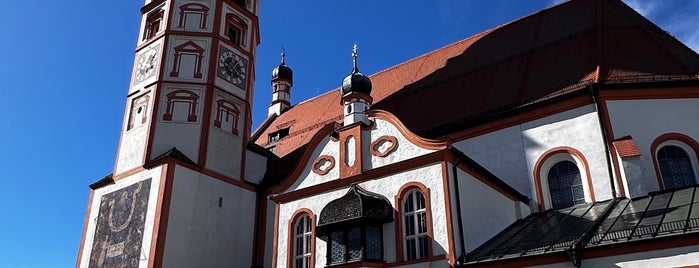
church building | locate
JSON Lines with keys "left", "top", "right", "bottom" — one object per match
{"left": 77, "top": 0, "right": 699, "bottom": 267}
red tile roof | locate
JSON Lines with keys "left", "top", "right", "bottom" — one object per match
{"left": 613, "top": 136, "right": 642, "bottom": 158}
{"left": 254, "top": 0, "right": 699, "bottom": 157}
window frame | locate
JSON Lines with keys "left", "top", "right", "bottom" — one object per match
{"left": 547, "top": 160, "right": 585, "bottom": 209}
{"left": 287, "top": 209, "right": 316, "bottom": 268}
{"left": 395, "top": 182, "right": 433, "bottom": 262}
{"left": 213, "top": 99, "right": 240, "bottom": 136}
{"left": 178, "top": 3, "right": 209, "bottom": 30}
{"left": 143, "top": 9, "right": 164, "bottom": 41}
{"left": 162, "top": 90, "right": 199, "bottom": 122}
{"left": 650, "top": 133, "right": 699, "bottom": 190}
{"left": 225, "top": 13, "right": 248, "bottom": 48}
{"left": 533, "top": 147, "right": 595, "bottom": 211}
{"left": 325, "top": 225, "right": 384, "bottom": 266}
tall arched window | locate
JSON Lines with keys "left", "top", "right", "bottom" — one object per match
{"left": 547, "top": 161, "right": 585, "bottom": 209}
{"left": 396, "top": 183, "right": 432, "bottom": 262}
{"left": 288, "top": 209, "right": 315, "bottom": 268}
{"left": 658, "top": 145, "right": 696, "bottom": 189}
{"left": 293, "top": 214, "right": 313, "bottom": 268}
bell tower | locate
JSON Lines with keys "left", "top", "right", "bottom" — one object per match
{"left": 77, "top": 0, "right": 264, "bottom": 267}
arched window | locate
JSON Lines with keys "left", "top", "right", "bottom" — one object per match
{"left": 651, "top": 133, "right": 699, "bottom": 190}
{"left": 396, "top": 183, "right": 432, "bottom": 261}
{"left": 293, "top": 214, "right": 313, "bottom": 268}
{"left": 657, "top": 145, "right": 696, "bottom": 189}
{"left": 547, "top": 161, "right": 585, "bottom": 209}
{"left": 533, "top": 147, "right": 595, "bottom": 211}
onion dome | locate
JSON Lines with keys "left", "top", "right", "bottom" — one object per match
{"left": 272, "top": 52, "right": 293, "bottom": 82}
{"left": 316, "top": 184, "right": 393, "bottom": 236}
{"left": 341, "top": 44, "right": 372, "bottom": 96}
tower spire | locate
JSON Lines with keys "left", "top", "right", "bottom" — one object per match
{"left": 341, "top": 43, "right": 372, "bottom": 126}
{"left": 270, "top": 47, "right": 293, "bottom": 117}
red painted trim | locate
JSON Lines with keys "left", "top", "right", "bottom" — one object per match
{"left": 370, "top": 136, "right": 398, "bottom": 157}
{"left": 440, "top": 161, "right": 457, "bottom": 265}
{"left": 395, "top": 182, "right": 434, "bottom": 262}
{"left": 598, "top": 99, "right": 626, "bottom": 197}
{"left": 113, "top": 166, "right": 149, "bottom": 181}
{"left": 650, "top": 133, "right": 699, "bottom": 190}
{"left": 446, "top": 95, "right": 593, "bottom": 141}
{"left": 252, "top": 196, "right": 269, "bottom": 267}
{"left": 144, "top": 84, "right": 161, "bottom": 166}
{"left": 269, "top": 123, "right": 339, "bottom": 194}
{"left": 598, "top": 86, "right": 699, "bottom": 100}
{"left": 197, "top": 85, "right": 213, "bottom": 167}
{"left": 271, "top": 150, "right": 449, "bottom": 203}
{"left": 532, "top": 147, "right": 596, "bottom": 211}
{"left": 311, "top": 155, "right": 335, "bottom": 176}
{"left": 75, "top": 190, "right": 94, "bottom": 268}
{"left": 339, "top": 123, "right": 362, "bottom": 179}
{"left": 271, "top": 203, "right": 281, "bottom": 268}
{"left": 367, "top": 110, "right": 450, "bottom": 150}
{"left": 286, "top": 209, "right": 316, "bottom": 268}
{"left": 149, "top": 161, "right": 175, "bottom": 267}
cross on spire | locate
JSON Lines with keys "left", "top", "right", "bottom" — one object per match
{"left": 281, "top": 45, "right": 286, "bottom": 64}
{"left": 352, "top": 43, "right": 359, "bottom": 72}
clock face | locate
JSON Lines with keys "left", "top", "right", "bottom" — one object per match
{"left": 217, "top": 47, "right": 248, "bottom": 88}
{"left": 134, "top": 47, "right": 159, "bottom": 83}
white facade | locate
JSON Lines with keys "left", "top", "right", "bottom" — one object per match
{"left": 606, "top": 98, "right": 699, "bottom": 194}
{"left": 162, "top": 165, "right": 257, "bottom": 268}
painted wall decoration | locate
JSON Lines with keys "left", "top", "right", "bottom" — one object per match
{"left": 89, "top": 179, "right": 152, "bottom": 268}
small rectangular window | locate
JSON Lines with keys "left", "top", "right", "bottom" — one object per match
{"left": 228, "top": 26, "right": 240, "bottom": 45}
{"left": 267, "top": 128, "right": 290, "bottom": 144}
{"left": 144, "top": 10, "right": 164, "bottom": 40}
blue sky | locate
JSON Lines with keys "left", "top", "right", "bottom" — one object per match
{"left": 0, "top": 1, "right": 696, "bottom": 267}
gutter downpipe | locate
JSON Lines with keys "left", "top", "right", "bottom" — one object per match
{"left": 451, "top": 154, "right": 468, "bottom": 264}
{"left": 590, "top": 85, "right": 618, "bottom": 199}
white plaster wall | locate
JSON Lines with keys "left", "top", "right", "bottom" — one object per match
{"left": 606, "top": 98, "right": 699, "bottom": 193}
{"left": 528, "top": 244, "right": 699, "bottom": 268}
{"left": 285, "top": 135, "right": 340, "bottom": 192}
{"left": 451, "top": 165, "right": 530, "bottom": 252}
{"left": 522, "top": 105, "right": 612, "bottom": 205}
{"left": 276, "top": 163, "right": 448, "bottom": 267}
{"left": 162, "top": 165, "right": 256, "bottom": 268}
{"left": 116, "top": 117, "right": 150, "bottom": 174}
{"left": 457, "top": 105, "right": 614, "bottom": 209}
{"left": 171, "top": 0, "right": 214, "bottom": 33}
{"left": 619, "top": 155, "right": 646, "bottom": 198}
{"left": 164, "top": 36, "right": 211, "bottom": 83}
{"left": 151, "top": 86, "right": 204, "bottom": 162}
{"left": 366, "top": 118, "right": 437, "bottom": 171}
{"left": 244, "top": 149, "right": 267, "bottom": 184}
{"left": 78, "top": 166, "right": 163, "bottom": 268}
{"left": 455, "top": 125, "right": 530, "bottom": 195}
{"left": 206, "top": 127, "right": 243, "bottom": 178}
